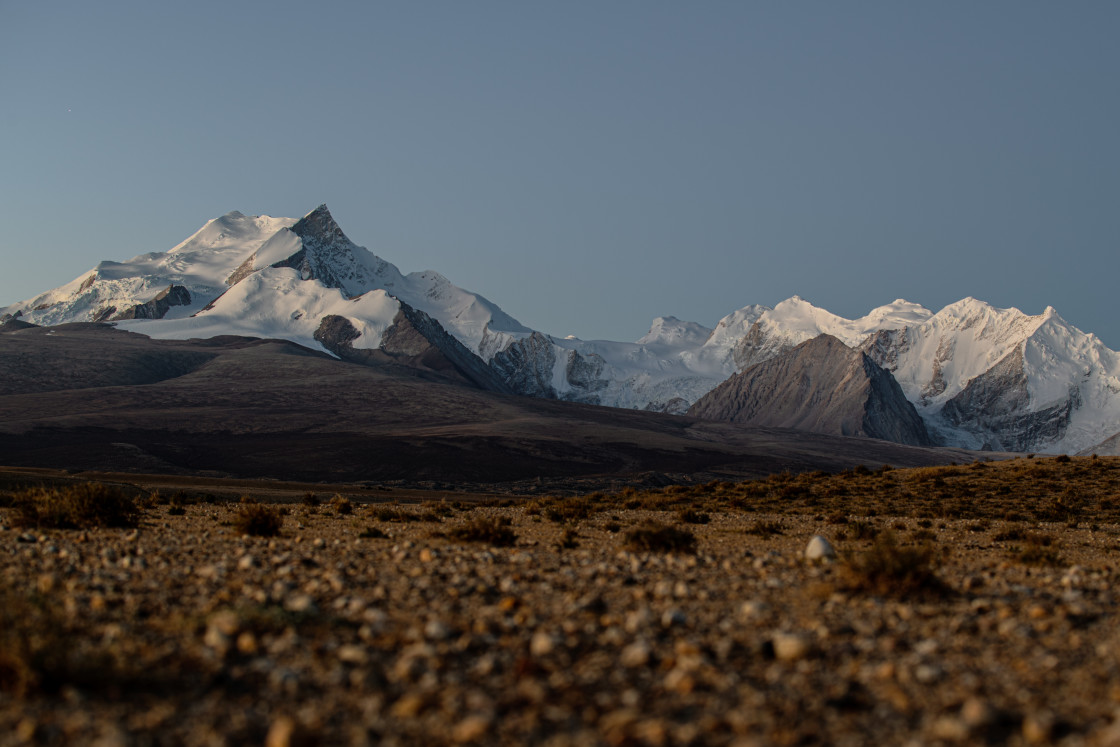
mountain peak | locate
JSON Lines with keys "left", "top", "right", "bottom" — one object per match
{"left": 291, "top": 204, "right": 349, "bottom": 245}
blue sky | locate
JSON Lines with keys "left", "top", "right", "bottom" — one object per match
{"left": 3, "top": 2, "right": 1118, "bottom": 345}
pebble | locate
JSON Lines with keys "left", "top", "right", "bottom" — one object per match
{"left": 620, "top": 640, "right": 652, "bottom": 668}
{"left": 530, "top": 631, "right": 557, "bottom": 656}
{"left": 804, "top": 535, "right": 837, "bottom": 561}
{"left": 772, "top": 632, "right": 812, "bottom": 661}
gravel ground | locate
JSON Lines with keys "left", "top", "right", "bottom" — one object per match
{"left": 4, "top": 499, "right": 1120, "bottom": 746}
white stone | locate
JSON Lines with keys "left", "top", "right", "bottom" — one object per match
{"left": 804, "top": 535, "right": 837, "bottom": 561}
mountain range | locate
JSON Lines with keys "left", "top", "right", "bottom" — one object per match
{"left": 4, "top": 204, "right": 1117, "bottom": 456}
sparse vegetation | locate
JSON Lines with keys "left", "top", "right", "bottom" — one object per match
{"left": 440, "top": 517, "right": 517, "bottom": 547}
{"left": 372, "top": 505, "right": 440, "bottom": 523}
{"left": 622, "top": 521, "right": 697, "bottom": 554}
{"left": 557, "top": 527, "right": 580, "bottom": 549}
{"left": 329, "top": 494, "right": 354, "bottom": 515}
{"left": 840, "top": 531, "right": 945, "bottom": 598}
{"left": 10, "top": 483, "right": 141, "bottom": 529}
{"left": 677, "top": 508, "right": 711, "bottom": 524}
{"left": 745, "top": 519, "right": 784, "bottom": 536}
{"left": 232, "top": 503, "right": 283, "bottom": 537}
{"left": 1008, "top": 532, "right": 1063, "bottom": 566}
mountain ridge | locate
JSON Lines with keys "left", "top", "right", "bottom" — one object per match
{"left": 4, "top": 204, "right": 1117, "bottom": 455}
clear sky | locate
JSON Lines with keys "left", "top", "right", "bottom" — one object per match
{"left": 3, "top": 2, "right": 1118, "bottom": 346}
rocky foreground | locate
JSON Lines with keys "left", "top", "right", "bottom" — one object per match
{"left": 4, "top": 457, "right": 1120, "bottom": 745}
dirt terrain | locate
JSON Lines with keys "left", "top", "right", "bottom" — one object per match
{"left": 4, "top": 456, "right": 1120, "bottom": 745}
{"left": 0, "top": 324, "right": 985, "bottom": 487}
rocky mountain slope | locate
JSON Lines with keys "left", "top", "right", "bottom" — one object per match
{"left": 0, "top": 323, "right": 979, "bottom": 485}
{"left": 688, "top": 335, "right": 932, "bottom": 446}
{"left": 4, "top": 205, "right": 1118, "bottom": 454}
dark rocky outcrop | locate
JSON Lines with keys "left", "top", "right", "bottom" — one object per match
{"left": 939, "top": 346, "right": 1081, "bottom": 451}
{"left": 689, "top": 334, "right": 932, "bottom": 446}
{"left": 563, "top": 350, "right": 609, "bottom": 404}
{"left": 0, "top": 318, "right": 37, "bottom": 332}
{"left": 644, "top": 397, "right": 690, "bottom": 415}
{"left": 272, "top": 204, "right": 388, "bottom": 296}
{"left": 111, "top": 285, "right": 192, "bottom": 321}
{"left": 489, "top": 332, "right": 559, "bottom": 399}
{"left": 732, "top": 322, "right": 790, "bottom": 371}
{"left": 487, "top": 334, "right": 612, "bottom": 402}
{"left": 314, "top": 302, "right": 510, "bottom": 393}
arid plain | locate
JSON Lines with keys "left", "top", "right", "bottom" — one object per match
{"left": 4, "top": 456, "right": 1120, "bottom": 746}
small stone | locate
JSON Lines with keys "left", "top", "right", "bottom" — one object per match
{"left": 424, "top": 620, "right": 452, "bottom": 640}
{"left": 284, "top": 593, "right": 317, "bottom": 614}
{"left": 452, "top": 714, "right": 491, "bottom": 743}
{"left": 931, "top": 715, "right": 968, "bottom": 741}
{"left": 804, "top": 535, "right": 837, "bottom": 561}
{"left": 739, "top": 600, "right": 770, "bottom": 619}
{"left": 237, "top": 555, "right": 258, "bottom": 570}
{"left": 264, "top": 716, "right": 298, "bottom": 747}
{"left": 530, "top": 631, "right": 557, "bottom": 656}
{"left": 960, "top": 698, "right": 994, "bottom": 729}
{"left": 661, "top": 609, "right": 687, "bottom": 628}
{"left": 338, "top": 644, "right": 369, "bottom": 665}
{"left": 1022, "top": 712, "right": 1054, "bottom": 743}
{"left": 772, "top": 632, "right": 811, "bottom": 661}
{"left": 391, "top": 694, "right": 426, "bottom": 718}
{"left": 236, "top": 632, "right": 259, "bottom": 655}
{"left": 620, "top": 640, "right": 652, "bottom": 668}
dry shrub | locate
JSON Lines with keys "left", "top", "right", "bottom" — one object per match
{"left": 372, "top": 506, "right": 438, "bottom": 523}
{"left": 233, "top": 503, "right": 283, "bottom": 537}
{"left": 846, "top": 519, "right": 878, "bottom": 541}
{"left": 441, "top": 517, "right": 517, "bottom": 547}
{"left": 557, "top": 527, "right": 580, "bottom": 550}
{"left": 329, "top": 495, "right": 354, "bottom": 515}
{"left": 10, "top": 483, "right": 140, "bottom": 530}
{"left": 544, "top": 497, "right": 596, "bottom": 524}
{"left": 1008, "top": 532, "right": 1063, "bottom": 566}
{"left": 840, "top": 531, "right": 945, "bottom": 598}
{"left": 745, "top": 519, "right": 784, "bottom": 536}
{"left": 677, "top": 508, "right": 711, "bottom": 525}
{"left": 0, "top": 582, "right": 113, "bottom": 697}
{"left": 622, "top": 522, "right": 697, "bottom": 554}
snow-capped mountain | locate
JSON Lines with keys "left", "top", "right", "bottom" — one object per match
{"left": 4, "top": 205, "right": 1119, "bottom": 455}
{"left": 1, "top": 206, "right": 530, "bottom": 360}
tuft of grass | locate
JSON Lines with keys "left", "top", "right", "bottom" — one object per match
{"left": 301, "top": 492, "right": 321, "bottom": 507}
{"left": 744, "top": 519, "right": 784, "bottom": 536}
{"left": 358, "top": 525, "right": 388, "bottom": 539}
{"left": 622, "top": 522, "right": 697, "bottom": 554}
{"left": 1008, "top": 532, "right": 1063, "bottom": 566}
{"left": 10, "top": 483, "right": 141, "bottom": 530}
{"left": 557, "top": 527, "right": 580, "bottom": 550}
{"left": 846, "top": 519, "right": 878, "bottom": 541}
{"left": 232, "top": 503, "right": 283, "bottom": 537}
{"left": 441, "top": 517, "right": 517, "bottom": 547}
{"left": 677, "top": 508, "right": 711, "bottom": 525}
{"left": 372, "top": 506, "right": 439, "bottom": 523}
{"left": 329, "top": 495, "right": 354, "bottom": 515}
{"left": 840, "top": 531, "right": 945, "bottom": 598}
{"left": 543, "top": 497, "right": 598, "bottom": 524}
{"left": 0, "top": 582, "right": 119, "bottom": 698}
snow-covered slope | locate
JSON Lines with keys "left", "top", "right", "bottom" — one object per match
{"left": 1, "top": 205, "right": 529, "bottom": 360}
{"left": 4, "top": 204, "right": 1118, "bottom": 453}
